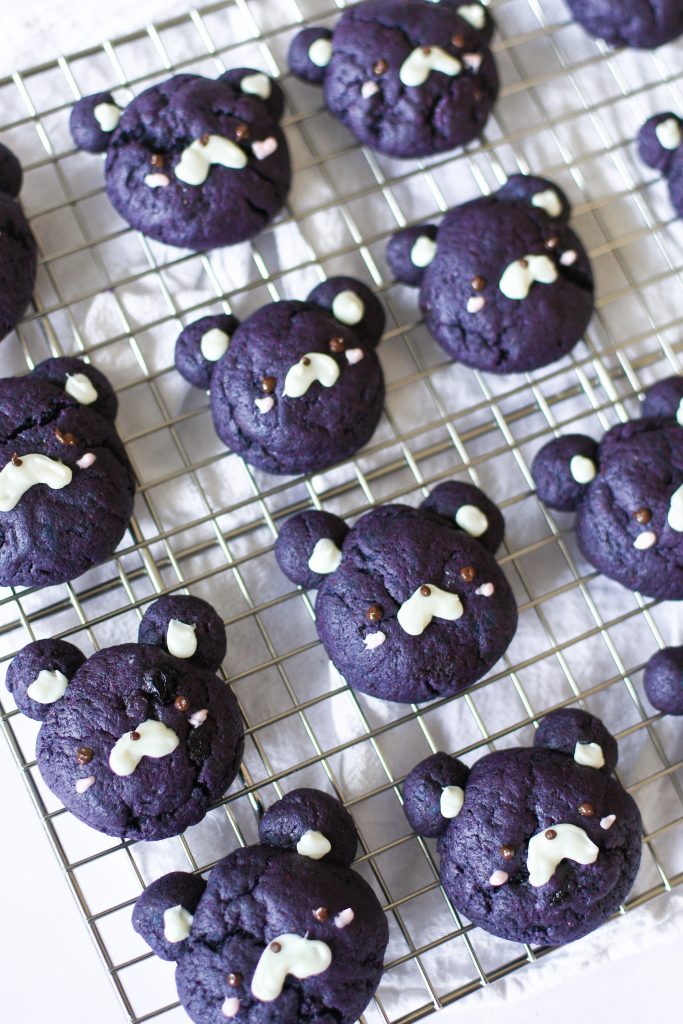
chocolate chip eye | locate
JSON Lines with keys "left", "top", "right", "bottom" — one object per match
{"left": 187, "top": 725, "right": 211, "bottom": 760}
{"left": 500, "top": 843, "right": 515, "bottom": 860}
{"left": 578, "top": 802, "right": 595, "bottom": 817}
{"left": 366, "top": 604, "right": 383, "bottom": 622}
{"left": 143, "top": 666, "right": 180, "bottom": 705}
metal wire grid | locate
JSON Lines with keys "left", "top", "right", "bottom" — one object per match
{"left": 1, "top": 0, "right": 683, "bottom": 1020}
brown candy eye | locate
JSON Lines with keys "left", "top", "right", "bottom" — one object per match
{"left": 227, "top": 972, "right": 242, "bottom": 987}
{"left": 55, "top": 427, "right": 79, "bottom": 446}
{"left": 500, "top": 844, "right": 515, "bottom": 860}
{"left": 150, "top": 153, "right": 164, "bottom": 168}
{"left": 452, "top": 32, "right": 465, "bottom": 47}
{"left": 366, "top": 604, "right": 383, "bottom": 622}
{"left": 634, "top": 507, "right": 651, "bottom": 525}
{"left": 471, "top": 275, "right": 486, "bottom": 291}
{"left": 76, "top": 746, "right": 94, "bottom": 765}
{"left": 261, "top": 376, "right": 276, "bottom": 394}
{"left": 460, "top": 566, "right": 476, "bottom": 582}
{"left": 235, "top": 123, "right": 250, "bottom": 142}
{"left": 578, "top": 802, "right": 595, "bottom": 817}
{"left": 373, "top": 59, "right": 388, "bottom": 76}
{"left": 174, "top": 695, "right": 190, "bottom": 712}
{"left": 329, "top": 337, "right": 345, "bottom": 353}
{"left": 313, "top": 906, "right": 329, "bottom": 921}
{"left": 544, "top": 236, "right": 560, "bottom": 250}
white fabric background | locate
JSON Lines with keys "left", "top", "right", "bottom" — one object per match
{"left": 0, "top": 2, "right": 681, "bottom": 1023}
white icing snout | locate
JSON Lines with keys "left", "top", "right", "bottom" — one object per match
{"left": 573, "top": 740, "right": 605, "bottom": 769}
{"left": 400, "top": 47, "right": 462, "bottom": 88}
{"left": 166, "top": 619, "right": 198, "bottom": 659}
{"left": 65, "top": 373, "right": 98, "bottom": 404}
{"left": 251, "top": 933, "right": 332, "bottom": 1002}
{"left": 440, "top": 785, "right": 465, "bottom": 819}
{"left": 26, "top": 669, "right": 69, "bottom": 705}
{"left": 163, "top": 905, "right": 193, "bottom": 942}
{"left": 0, "top": 454, "right": 73, "bottom": 513}
{"left": 296, "top": 830, "right": 331, "bottom": 860}
{"left": 397, "top": 584, "right": 464, "bottom": 637}
{"left": 283, "top": 353, "right": 340, "bottom": 398}
{"left": 307, "top": 538, "right": 342, "bottom": 575}
{"left": 175, "top": 135, "right": 247, "bottom": 186}
{"left": 526, "top": 823, "right": 599, "bottom": 887}
{"left": 499, "top": 254, "right": 558, "bottom": 300}
{"left": 109, "top": 720, "right": 179, "bottom": 776}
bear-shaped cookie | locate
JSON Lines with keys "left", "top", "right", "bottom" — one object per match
{"left": 69, "top": 70, "right": 291, "bottom": 250}
{"left": 386, "top": 174, "right": 594, "bottom": 374}
{"left": 403, "top": 709, "right": 642, "bottom": 945}
{"left": 5, "top": 595, "right": 244, "bottom": 841}
{"left": 0, "top": 356, "right": 134, "bottom": 588}
{"left": 274, "top": 481, "right": 518, "bottom": 702}
{"left": 288, "top": 0, "right": 498, "bottom": 159}
{"left": 638, "top": 112, "right": 683, "bottom": 218}
{"left": 175, "top": 277, "right": 385, "bottom": 475}
{"left": 0, "top": 142, "right": 37, "bottom": 343}
{"left": 132, "top": 788, "right": 388, "bottom": 1024}
{"left": 532, "top": 376, "right": 683, "bottom": 600}
{"left": 565, "top": 0, "right": 682, "bottom": 50}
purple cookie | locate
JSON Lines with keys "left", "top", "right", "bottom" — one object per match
{"left": 5, "top": 596, "right": 244, "bottom": 841}
{"left": 565, "top": 0, "right": 683, "bottom": 49}
{"left": 133, "top": 789, "right": 388, "bottom": 1024}
{"left": 404, "top": 709, "right": 642, "bottom": 946}
{"left": 638, "top": 112, "right": 683, "bottom": 218}
{"left": 532, "top": 377, "right": 683, "bottom": 600}
{"left": 275, "top": 481, "right": 517, "bottom": 703}
{"left": 175, "top": 278, "right": 385, "bottom": 475}
{"left": 0, "top": 357, "right": 135, "bottom": 588}
{"left": 69, "top": 71, "right": 291, "bottom": 251}
{"left": 387, "top": 174, "right": 594, "bottom": 373}
{"left": 288, "top": 1, "right": 498, "bottom": 159}
{"left": 644, "top": 645, "right": 683, "bottom": 715}
{"left": 0, "top": 142, "right": 37, "bottom": 343}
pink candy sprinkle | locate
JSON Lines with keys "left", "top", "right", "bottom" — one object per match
{"left": 255, "top": 396, "right": 275, "bottom": 414}
{"left": 489, "top": 870, "right": 509, "bottom": 887}
{"left": 252, "top": 137, "right": 278, "bottom": 161}
{"left": 600, "top": 814, "right": 616, "bottom": 830}
{"left": 345, "top": 348, "right": 364, "bottom": 365}
{"left": 475, "top": 583, "right": 495, "bottom": 597}
{"left": 467, "top": 296, "right": 485, "bottom": 314}
{"left": 334, "top": 907, "right": 355, "bottom": 928}
{"left": 76, "top": 452, "right": 97, "bottom": 469}
{"left": 361, "top": 81, "right": 380, "bottom": 99}
{"left": 560, "top": 250, "right": 578, "bottom": 266}
{"left": 189, "top": 708, "right": 208, "bottom": 728}
{"left": 144, "top": 173, "right": 170, "bottom": 188}
{"left": 222, "top": 997, "right": 240, "bottom": 1018}
{"left": 464, "top": 53, "right": 482, "bottom": 72}
{"left": 75, "top": 776, "right": 95, "bottom": 794}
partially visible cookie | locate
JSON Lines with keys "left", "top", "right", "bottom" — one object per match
{"left": 70, "top": 71, "right": 291, "bottom": 250}
{"left": 644, "top": 645, "right": 683, "bottom": 715}
{"left": 5, "top": 596, "right": 244, "bottom": 841}
{"left": 0, "top": 142, "right": 37, "bottom": 342}
{"left": 404, "top": 709, "right": 642, "bottom": 946}
{"left": 133, "top": 788, "right": 388, "bottom": 1024}
{"left": 565, "top": 0, "right": 683, "bottom": 49}
{"left": 387, "top": 175, "right": 594, "bottom": 373}
{"left": 288, "top": 0, "right": 498, "bottom": 159}
{"left": 0, "top": 357, "right": 134, "bottom": 588}
{"left": 638, "top": 112, "right": 683, "bottom": 218}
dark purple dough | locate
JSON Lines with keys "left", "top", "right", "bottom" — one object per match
{"left": 0, "top": 142, "right": 37, "bottom": 343}
{"left": 275, "top": 482, "right": 518, "bottom": 703}
{"left": 532, "top": 378, "right": 683, "bottom": 600}
{"left": 565, "top": 0, "right": 683, "bottom": 49}
{"left": 288, "top": 0, "right": 498, "bottom": 159}
{"left": 133, "top": 789, "right": 388, "bottom": 1024}
{"left": 175, "top": 278, "right": 386, "bottom": 476}
{"left": 138, "top": 594, "right": 228, "bottom": 672}
{"left": 404, "top": 709, "right": 642, "bottom": 946}
{"left": 638, "top": 112, "right": 683, "bottom": 218}
{"left": 5, "top": 596, "right": 244, "bottom": 841}
{"left": 0, "top": 358, "right": 135, "bottom": 589}
{"left": 644, "top": 645, "right": 683, "bottom": 715}
{"left": 70, "top": 72, "right": 291, "bottom": 251}
{"left": 388, "top": 174, "right": 594, "bottom": 374}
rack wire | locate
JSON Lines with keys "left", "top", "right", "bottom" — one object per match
{"left": 1, "top": 0, "right": 682, "bottom": 1021}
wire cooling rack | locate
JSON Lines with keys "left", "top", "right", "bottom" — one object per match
{"left": 1, "top": 0, "right": 683, "bottom": 1021}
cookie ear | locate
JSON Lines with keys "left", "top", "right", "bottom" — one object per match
{"left": 5, "top": 639, "right": 85, "bottom": 722}
{"left": 403, "top": 752, "right": 470, "bottom": 839}
{"left": 288, "top": 27, "right": 333, "bottom": 86}
{"left": 421, "top": 481, "right": 504, "bottom": 553}
{"left": 220, "top": 68, "right": 285, "bottom": 122}
{"left": 175, "top": 314, "right": 240, "bottom": 390}
{"left": 454, "top": 3, "right": 495, "bottom": 45}
{"left": 638, "top": 113, "right": 682, "bottom": 175}
{"left": 641, "top": 376, "right": 683, "bottom": 421}
{"left": 307, "top": 277, "right": 385, "bottom": 349}
{"left": 274, "top": 510, "right": 349, "bottom": 588}
{"left": 386, "top": 226, "right": 439, "bottom": 287}
{"left": 0, "top": 142, "right": 23, "bottom": 198}
{"left": 500, "top": 174, "right": 571, "bottom": 223}
{"left": 132, "top": 871, "right": 207, "bottom": 962}
{"left": 32, "top": 357, "right": 118, "bottom": 421}
{"left": 534, "top": 709, "right": 618, "bottom": 772}
{"left": 138, "top": 595, "right": 227, "bottom": 672}
{"left": 259, "top": 788, "right": 358, "bottom": 866}
{"left": 531, "top": 435, "right": 599, "bottom": 512}
{"left": 69, "top": 92, "right": 123, "bottom": 154}
{"left": 644, "top": 645, "right": 683, "bottom": 716}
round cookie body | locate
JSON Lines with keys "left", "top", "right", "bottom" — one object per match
{"left": 0, "top": 370, "right": 135, "bottom": 588}
{"left": 565, "top": 0, "right": 683, "bottom": 49}
{"left": 320, "top": 0, "right": 499, "bottom": 158}
{"left": 0, "top": 191, "right": 37, "bottom": 342}
{"left": 102, "top": 75, "right": 291, "bottom": 250}
{"left": 574, "top": 418, "right": 683, "bottom": 599}
{"left": 437, "top": 747, "right": 642, "bottom": 945}
{"left": 208, "top": 301, "right": 385, "bottom": 475}
{"left": 36, "top": 643, "right": 244, "bottom": 840}
{"left": 315, "top": 504, "right": 518, "bottom": 702}
{"left": 419, "top": 194, "right": 594, "bottom": 373}
{"left": 175, "top": 845, "right": 388, "bottom": 1024}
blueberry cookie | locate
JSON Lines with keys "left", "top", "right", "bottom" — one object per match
{"left": 387, "top": 175, "right": 594, "bottom": 373}
{"left": 532, "top": 376, "right": 683, "bottom": 600}
{"left": 5, "top": 595, "right": 244, "bottom": 841}
{"left": 288, "top": 0, "right": 498, "bottom": 159}
{"left": 404, "top": 709, "right": 642, "bottom": 945}
{"left": 644, "top": 644, "right": 683, "bottom": 715}
{"left": 565, "top": 0, "right": 682, "bottom": 49}
{"left": 638, "top": 112, "right": 683, "bottom": 218}
{"left": 275, "top": 481, "right": 517, "bottom": 703}
{"left": 175, "top": 278, "right": 385, "bottom": 475}
{"left": 0, "top": 142, "right": 37, "bottom": 343}
{"left": 70, "top": 71, "right": 291, "bottom": 251}
{"left": 0, "top": 357, "right": 134, "bottom": 588}
{"left": 133, "top": 788, "right": 388, "bottom": 1024}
